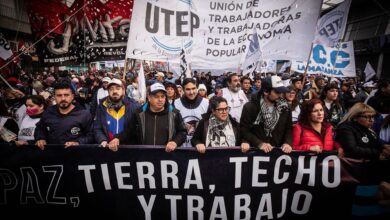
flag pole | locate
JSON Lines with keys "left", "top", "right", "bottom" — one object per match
{"left": 302, "top": 42, "right": 314, "bottom": 84}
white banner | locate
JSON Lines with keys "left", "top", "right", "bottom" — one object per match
{"left": 314, "top": 0, "right": 351, "bottom": 47}
{"left": 0, "top": 33, "right": 12, "bottom": 60}
{"left": 126, "top": 0, "right": 322, "bottom": 70}
{"left": 291, "top": 41, "right": 356, "bottom": 78}
{"left": 259, "top": 59, "right": 277, "bottom": 73}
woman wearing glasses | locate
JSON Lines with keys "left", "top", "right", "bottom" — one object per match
{"left": 335, "top": 103, "right": 390, "bottom": 160}
{"left": 191, "top": 96, "right": 249, "bottom": 153}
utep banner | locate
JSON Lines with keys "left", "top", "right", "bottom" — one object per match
{"left": 25, "top": 0, "right": 133, "bottom": 66}
{"left": 126, "top": 0, "right": 322, "bottom": 70}
{"left": 291, "top": 41, "right": 356, "bottom": 77}
{"left": 0, "top": 145, "right": 389, "bottom": 220}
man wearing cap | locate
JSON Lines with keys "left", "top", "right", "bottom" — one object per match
{"left": 240, "top": 76, "right": 293, "bottom": 154}
{"left": 35, "top": 82, "right": 94, "bottom": 149}
{"left": 93, "top": 78, "right": 139, "bottom": 151}
{"left": 222, "top": 73, "right": 248, "bottom": 122}
{"left": 110, "top": 82, "right": 187, "bottom": 151}
{"left": 90, "top": 76, "right": 111, "bottom": 116}
{"left": 356, "top": 81, "right": 375, "bottom": 103}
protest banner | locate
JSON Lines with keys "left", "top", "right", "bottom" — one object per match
{"left": 1, "top": 144, "right": 389, "bottom": 219}
{"left": 291, "top": 41, "right": 356, "bottom": 77}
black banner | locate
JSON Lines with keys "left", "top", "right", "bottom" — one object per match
{"left": 0, "top": 144, "right": 389, "bottom": 219}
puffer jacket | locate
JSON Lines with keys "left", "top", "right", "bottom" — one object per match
{"left": 292, "top": 122, "right": 338, "bottom": 151}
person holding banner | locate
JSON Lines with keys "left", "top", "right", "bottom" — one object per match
{"left": 191, "top": 96, "right": 249, "bottom": 153}
{"left": 240, "top": 76, "right": 293, "bottom": 154}
{"left": 115, "top": 83, "right": 187, "bottom": 152}
{"left": 94, "top": 79, "right": 139, "bottom": 152}
{"left": 292, "top": 99, "right": 340, "bottom": 154}
{"left": 34, "top": 82, "right": 94, "bottom": 150}
{"left": 335, "top": 103, "right": 390, "bottom": 160}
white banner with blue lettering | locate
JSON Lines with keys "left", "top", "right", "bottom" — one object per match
{"left": 291, "top": 41, "right": 356, "bottom": 78}
{"left": 126, "top": 0, "right": 322, "bottom": 70}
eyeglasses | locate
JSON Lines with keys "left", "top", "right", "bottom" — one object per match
{"left": 358, "top": 115, "right": 375, "bottom": 120}
{"left": 215, "top": 107, "right": 231, "bottom": 113}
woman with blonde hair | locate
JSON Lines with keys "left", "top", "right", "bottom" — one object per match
{"left": 335, "top": 103, "right": 390, "bottom": 160}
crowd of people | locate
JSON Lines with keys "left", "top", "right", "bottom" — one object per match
{"left": 0, "top": 68, "right": 389, "bottom": 161}
{"left": 1, "top": 67, "right": 390, "bottom": 209}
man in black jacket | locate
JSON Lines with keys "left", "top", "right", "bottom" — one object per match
{"left": 110, "top": 83, "right": 187, "bottom": 152}
{"left": 240, "top": 76, "right": 293, "bottom": 153}
{"left": 35, "top": 82, "right": 94, "bottom": 149}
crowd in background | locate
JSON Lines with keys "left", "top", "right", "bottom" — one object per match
{"left": 0, "top": 67, "right": 389, "bottom": 161}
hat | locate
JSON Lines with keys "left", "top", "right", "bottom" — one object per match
{"left": 198, "top": 84, "right": 207, "bottom": 92}
{"left": 215, "top": 84, "right": 223, "bottom": 89}
{"left": 108, "top": 78, "right": 123, "bottom": 87}
{"left": 102, "top": 77, "right": 111, "bottom": 83}
{"left": 362, "top": 81, "right": 376, "bottom": 88}
{"left": 150, "top": 83, "right": 166, "bottom": 94}
{"left": 263, "top": 76, "right": 288, "bottom": 93}
{"left": 155, "top": 72, "right": 165, "bottom": 78}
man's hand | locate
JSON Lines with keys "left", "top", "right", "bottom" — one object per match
{"left": 15, "top": 140, "right": 28, "bottom": 146}
{"left": 259, "top": 143, "right": 273, "bottom": 153}
{"left": 64, "top": 141, "right": 79, "bottom": 148}
{"left": 35, "top": 140, "right": 47, "bottom": 150}
{"left": 378, "top": 181, "right": 390, "bottom": 208}
{"left": 108, "top": 138, "right": 120, "bottom": 152}
{"left": 100, "top": 141, "right": 108, "bottom": 148}
{"left": 165, "top": 141, "right": 177, "bottom": 152}
{"left": 281, "top": 143, "right": 292, "bottom": 154}
{"left": 240, "top": 143, "right": 250, "bottom": 153}
{"left": 196, "top": 144, "right": 206, "bottom": 154}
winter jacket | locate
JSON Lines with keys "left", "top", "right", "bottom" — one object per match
{"left": 335, "top": 121, "right": 383, "bottom": 160}
{"left": 367, "top": 90, "right": 390, "bottom": 114}
{"left": 118, "top": 103, "right": 187, "bottom": 146}
{"left": 93, "top": 96, "right": 139, "bottom": 144}
{"left": 34, "top": 104, "right": 94, "bottom": 144}
{"left": 191, "top": 114, "right": 243, "bottom": 147}
{"left": 240, "top": 93, "right": 292, "bottom": 148}
{"left": 292, "top": 122, "right": 338, "bottom": 151}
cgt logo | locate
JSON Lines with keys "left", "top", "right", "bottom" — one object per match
{"left": 144, "top": 1, "right": 199, "bottom": 54}
{"left": 312, "top": 44, "right": 350, "bottom": 68}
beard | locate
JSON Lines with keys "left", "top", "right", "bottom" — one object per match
{"left": 109, "top": 94, "right": 123, "bottom": 103}
{"left": 58, "top": 101, "right": 71, "bottom": 109}
{"left": 231, "top": 85, "right": 241, "bottom": 93}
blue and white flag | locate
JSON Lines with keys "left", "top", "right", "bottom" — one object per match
{"left": 242, "top": 28, "right": 262, "bottom": 79}
{"left": 314, "top": 0, "right": 352, "bottom": 47}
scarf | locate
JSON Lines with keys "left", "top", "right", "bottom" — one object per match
{"left": 205, "top": 115, "right": 235, "bottom": 147}
{"left": 106, "top": 98, "right": 124, "bottom": 111}
{"left": 254, "top": 97, "right": 289, "bottom": 137}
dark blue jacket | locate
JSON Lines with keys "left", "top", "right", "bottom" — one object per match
{"left": 34, "top": 104, "right": 94, "bottom": 144}
{"left": 93, "top": 96, "right": 139, "bottom": 144}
